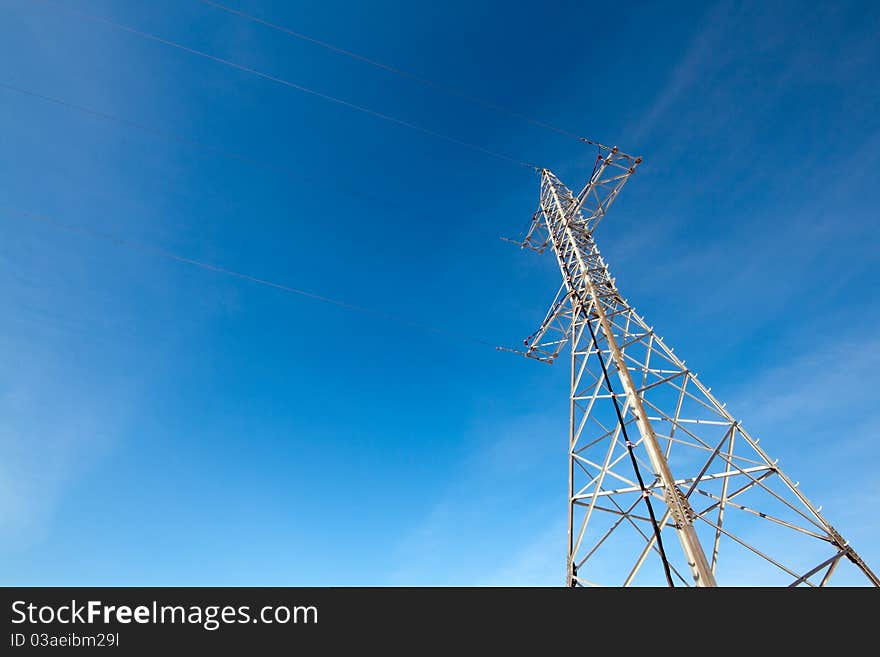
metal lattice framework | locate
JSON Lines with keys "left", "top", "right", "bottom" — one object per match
{"left": 507, "top": 147, "right": 879, "bottom": 587}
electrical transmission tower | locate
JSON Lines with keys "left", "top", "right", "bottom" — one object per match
{"left": 506, "top": 146, "right": 879, "bottom": 587}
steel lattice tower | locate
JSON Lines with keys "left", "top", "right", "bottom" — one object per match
{"left": 506, "top": 146, "right": 879, "bottom": 587}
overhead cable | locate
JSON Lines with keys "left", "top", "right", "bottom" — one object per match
{"left": 2, "top": 204, "right": 519, "bottom": 352}
{"left": 196, "top": 1, "right": 637, "bottom": 158}
{"left": 198, "top": 1, "right": 585, "bottom": 141}
{"left": 33, "top": 0, "right": 538, "bottom": 170}
{"left": 0, "top": 81, "right": 402, "bottom": 213}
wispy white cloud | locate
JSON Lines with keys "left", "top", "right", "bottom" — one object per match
{"left": 0, "top": 362, "right": 130, "bottom": 552}
{"left": 629, "top": 1, "right": 737, "bottom": 144}
{"left": 479, "top": 519, "right": 564, "bottom": 586}
{"left": 385, "top": 410, "right": 564, "bottom": 585}
{"left": 729, "top": 337, "right": 880, "bottom": 437}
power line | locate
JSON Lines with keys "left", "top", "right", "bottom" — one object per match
{"left": 1, "top": 204, "right": 513, "bottom": 352}
{"left": 1, "top": 77, "right": 535, "bottom": 246}
{"left": 32, "top": 0, "right": 539, "bottom": 170}
{"left": 0, "top": 80, "right": 403, "bottom": 214}
{"left": 197, "top": 0, "right": 637, "bottom": 158}
{"left": 196, "top": 0, "right": 596, "bottom": 144}
{"left": 1, "top": 80, "right": 521, "bottom": 254}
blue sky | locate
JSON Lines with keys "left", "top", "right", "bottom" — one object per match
{"left": 1, "top": 0, "right": 878, "bottom": 585}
